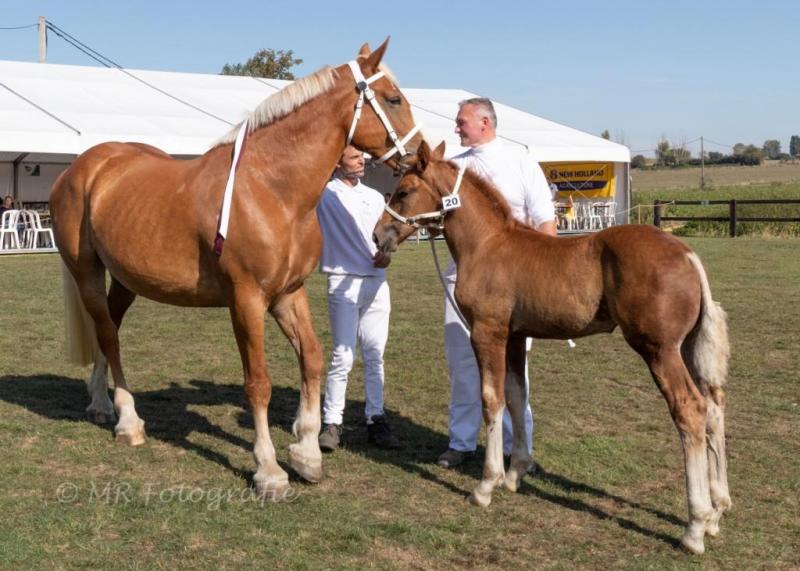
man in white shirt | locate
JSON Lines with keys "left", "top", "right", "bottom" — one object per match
{"left": 438, "top": 98, "right": 557, "bottom": 468}
{"left": 316, "top": 146, "right": 401, "bottom": 451}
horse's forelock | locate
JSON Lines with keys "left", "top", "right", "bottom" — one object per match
{"left": 378, "top": 62, "right": 398, "bottom": 85}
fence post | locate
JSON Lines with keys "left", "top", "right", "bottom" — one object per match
{"left": 653, "top": 200, "right": 661, "bottom": 228}
{"left": 729, "top": 199, "right": 737, "bottom": 237}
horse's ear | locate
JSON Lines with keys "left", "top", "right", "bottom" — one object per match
{"left": 432, "top": 141, "right": 446, "bottom": 160}
{"left": 363, "top": 37, "right": 389, "bottom": 71}
{"left": 418, "top": 140, "right": 432, "bottom": 172}
{"left": 358, "top": 43, "right": 371, "bottom": 56}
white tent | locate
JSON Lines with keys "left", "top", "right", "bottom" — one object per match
{"left": 0, "top": 59, "right": 630, "bottom": 222}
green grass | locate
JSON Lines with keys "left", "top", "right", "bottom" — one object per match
{"left": 0, "top": 238, "right": 798, "bottom": 569}
{"left": 633, "top": 182, "right": 800, "bottom": 237}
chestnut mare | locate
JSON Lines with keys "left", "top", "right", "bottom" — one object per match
{"left": 50, "top": 40, "right": 422, "bottom": 499}
{"left": 373, "top": 142, "right": 731, "bottom": 555}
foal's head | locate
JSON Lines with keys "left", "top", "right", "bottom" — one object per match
{"left": 373, "top": 141, "right": 451, "bottom": 253}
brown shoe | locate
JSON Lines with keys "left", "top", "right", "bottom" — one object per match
{"left": 319, "top": 424, "right": 342, "bottom": 452}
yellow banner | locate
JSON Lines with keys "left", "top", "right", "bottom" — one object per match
{"left": 542, "top": 162, "right": 615, "bottom": 199}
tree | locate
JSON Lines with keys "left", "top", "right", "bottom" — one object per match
{"left": 737, "top": 145, "right": 763, "bottom": 166}
{"left": 762, "top": 139, "right": 781, "bottom": 160}
{"left": 790, "top": 135, "right": 800, "bottom": 157}
{"left": 671, "top": 137, "right": 690, "bottom": 165}
{"left": 221, "top": 48, "right": 303, "bottom": 79}
{"left": 600, "top": 130, "right": 610, "bottom": 140}
{"left": 631, "top": 154, "right": 647, "bottom": 169}
{"left": 655, "top": 138, "right": 674, "bottom": 166}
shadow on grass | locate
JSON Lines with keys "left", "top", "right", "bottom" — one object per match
{"left": 0, "top": 374, "right": 682, "bottom": 548}
{"left": 518, "top": 469, "right": 683, "bottom": 548}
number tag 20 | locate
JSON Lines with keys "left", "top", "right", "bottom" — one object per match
{"left": 442, "top": 194, "right": 462, "bottom": 212}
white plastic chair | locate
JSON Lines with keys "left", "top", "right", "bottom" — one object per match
{"left": 603, "top": 203, "right": 617, "bottom": 227}
{"left": 23, "top": 210, "right": 55, "bottom": 249}
{"left": 0, "top": 210, "right": 21, "bottom": 250}
{"left": 591, "top": 201, "right": 616, "bottom": 229}
{"left": 18, "top": 210, "right": 35, "bottom": 248}
{"left": 574, "top": 200, "right": 591, "bottom": 231}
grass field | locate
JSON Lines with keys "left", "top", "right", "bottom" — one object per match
{"left": 631, "top": 161, "right": 800, "bottom": 192}
{"left": 1, "top": 239, "right": 798, "bottom": 569}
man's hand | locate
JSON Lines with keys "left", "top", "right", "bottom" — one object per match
{"left": 536, "top": 220, "right": 558, "bottom": 237}
{"left": 372, "top": 250, "right": 391, "bottom": 268}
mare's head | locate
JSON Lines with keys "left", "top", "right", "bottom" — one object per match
{"left": 373, "top": 140, "right": 451, "bottom": 253}
{"left": 343, "top": 39, "right": 423, "bottom": 172}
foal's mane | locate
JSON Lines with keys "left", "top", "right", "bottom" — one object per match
{"left": 214, "top": 66, "right": 337, "bottom": 146}
{"left": 436, "top": 160, "right": 515, "bottom": 226}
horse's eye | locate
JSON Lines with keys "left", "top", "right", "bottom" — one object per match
{"left": 386, "top": 96, "right": 402, "bottom": 106}
{"left": 396, "top": 190, "right": 408, "bottom": 199}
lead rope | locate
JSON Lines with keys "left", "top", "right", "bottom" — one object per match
{"left": 429, "top": 235, "right": 470, "bottom": 330}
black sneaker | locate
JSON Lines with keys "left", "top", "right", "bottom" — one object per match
{"left": 367, "top": 415, "right": 402, "bottom": 449}
{"left": 319, "top": 423, "right": 342, "bottom": 452}
{"left": 437, "top": 448, "right": 475, "bottom": 468}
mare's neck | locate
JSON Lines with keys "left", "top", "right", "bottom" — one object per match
{"left": 238, "top": 81, "right": 355, "bottom": 213}
{"left": 441, "top": 168, "right": 509, "bottom": 265}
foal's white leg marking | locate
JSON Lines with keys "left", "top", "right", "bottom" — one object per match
{"left": 469, "top": 407, "right": 505, "bottom": 507}
{"left": 680, "top": 434, "right": 714, "bottom": 555}
{"left": 86, "top": 353, "right": 116, "bottom": 424}
{"left": 504, "top": 370, "right": 532, "bottom": 492}
{"left": 252, "top": 407, "right": 290, "bottom": 498}
{"left": 288, "top": 401, "right": 322, "bottom": 483}
{"left": 113, "top": 386, "right": 146, "bottom": 446}
{"left": 705, "top": 395, "right": 732, "bottom": 537}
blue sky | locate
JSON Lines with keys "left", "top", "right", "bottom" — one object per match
{"left": 2, "top": 0, "right": 797, "bottom": 157}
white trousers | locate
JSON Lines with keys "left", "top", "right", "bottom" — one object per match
{"left": 322, "top": 274, "right": 391, "bottom": 425}
{"left": 444, "top": 278, "right": 533, "bottom": 455}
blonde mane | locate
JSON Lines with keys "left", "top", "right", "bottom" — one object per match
{"left": 214, "top": 66, "right": 337, "bottom": 146}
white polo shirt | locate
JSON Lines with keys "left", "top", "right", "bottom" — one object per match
{"left": 317, "top": 177, "right": 386, "bottom": 277}
{"left": 446, "top": 138, "right": 555, "bottom": 280}
{"left": 452, "top": 138, "right": 555, "bottom": 228}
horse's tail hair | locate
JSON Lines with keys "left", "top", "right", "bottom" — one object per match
{"left": 61, "top": 262, "right": 98, "bottom": 366}
{"left": 683, "top": 252, "right": 729, "bottom": 387}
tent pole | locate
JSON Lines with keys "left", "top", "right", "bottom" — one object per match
{"left": 13, "top": 153, "right": 29, "bottom": 204}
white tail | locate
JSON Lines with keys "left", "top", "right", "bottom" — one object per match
{"left": 61, "top": 263, "right": 97, "bottom": 366}
{"left": 684, "top": 253, "right": 730, "bottom": 387}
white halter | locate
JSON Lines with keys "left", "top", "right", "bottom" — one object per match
{"left": 383, "top": 162, "right": 467, "bottom": 230}
{"left": 345, "top": 60, "right": 423, "bottom": 164}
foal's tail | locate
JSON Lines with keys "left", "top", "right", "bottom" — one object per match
{"left": 61, "top": 262, "right": 98, "bottom": 366}
{"left": 683, "top": 253, "right": 730, "bottom": 387}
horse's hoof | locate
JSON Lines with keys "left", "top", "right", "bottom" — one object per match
{"left": 705, "top": 510, "right": 724, "bottom": 537}
{"left": 680, "top": 533, "right": 705, "bottom": 555}
{"left": 254, "top": 476, "right": 292, "bottom": 502}
{"left": 86, "top": 409, "right": 116, "bottom": 425}
{"left": 114, "top": 418, "right": 145, "bottom": 446}
{"left": 503, "top": 472, "right": 521, "bottom": 493}
{"left": 115, "top": 429, "right": 146, "bottom": 446}
{"left": 467, "top": 490, "right": 492, "bottom": 508}
{"left": 288, "top": 445, "right": 322, "bottom": 483}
